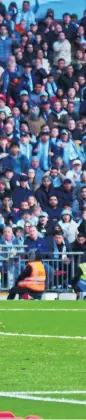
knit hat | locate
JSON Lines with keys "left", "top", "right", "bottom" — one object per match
{"left": 20, "top": 90, "right": 29, "bottom": 96}
{"left": 39, "top": 212, "right": 48, "bottom": 218}
{"left": 61, "top": 129, "right": 68, "bottom": 135}
{"left": 61, "top": 210, "right": 72, "bottom": 217}
{"left": 40, "top": 92, "right": 48, "bottom": 97}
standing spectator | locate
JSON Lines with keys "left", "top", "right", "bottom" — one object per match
{"left": 59, "top": 210, "right": 78, "bottom": 243}
{"left": 16, "top": 0, "right": 39, "bottom": 30}
{"left": 0, "top": 25, "right": 12, "bottom": 66}
{"left": 2, "top": 141, "right": 30, "bottom": 174}
{"left": 53, "top": 32, "right": 71, "bottom": 67}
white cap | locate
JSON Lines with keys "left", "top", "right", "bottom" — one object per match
{"left": 73, "top": 160, "right": 81, "bottom": 166}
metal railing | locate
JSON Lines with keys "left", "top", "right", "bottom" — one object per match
{"left": 0, "top": 246, "right": 85, "bottom": 292}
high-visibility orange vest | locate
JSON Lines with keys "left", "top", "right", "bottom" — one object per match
{"left": 18, "top": 261, "right": 46, "bottom": 292}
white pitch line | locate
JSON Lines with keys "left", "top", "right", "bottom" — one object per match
{"left": 3, "top": 391, "right": 86, "bottom": 395}
{"left": 0, "top": 392, "right": 86, "bottom": 405}
{"left": 0, "top": 331, "right": 86, "bottom": 340}
{"left": 0, "top": 308, "right": 86, "bottom": 312}
{"left": 11, "top": 391, "right": 86, "bottom": 395}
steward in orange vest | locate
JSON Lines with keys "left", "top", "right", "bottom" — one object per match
{"left": 7, "top": 261, "right": 46, "bottom": 300}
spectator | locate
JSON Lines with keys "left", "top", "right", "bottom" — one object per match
{"left": 37, "top": 212, "right": 50, "bottom": 236}
{"left": 35, "top": 175, "right": 55, "bottom": 209}
{"left": 57, "top": 178, "right": 75, "bottom": 209}
{"left": 62, "top": 13, "right": 77, "bottom": 41}
{"left": 46, "top": 195, "right": 61, "bottom": 224}
{"left": 72, "top": 232, "right": 86, "bottom": 253}
{"left": 0, "top": 1, "right": 6, "bottom": 17}
{"left": 12, "top": 174, "right": 31, "bottom": 208}
{"left": 16, "top": 0, "right": 38, "bottom": 30}
{"left": 0, "top": 25, "right": 12, "bottom": 66}
{"left": 78, "top": 209, "right": 86, "bottom": 235}
{"left": 28, "top": 106, "right": 45, "bottom": 136}
{"left": 53, "top": 32, "right": 71, "bottom": 67}
{"left": 59, "top": 209, "right": 78, "bottom": 243}
{"left": 66, "top": 160, "right": 82, "bottom": 185}
{"left": 24, "top": 225, "right": 49, "bottom": 258}
{"left": 2, "top": 141, "right": 30, "bottom": 174}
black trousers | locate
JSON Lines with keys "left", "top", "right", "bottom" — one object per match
{"left": 7, "top": 286, "right": 42, "bottom": 300}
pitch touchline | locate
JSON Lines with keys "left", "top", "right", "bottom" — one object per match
{"left": 0, "top": 392, "right": 86, "bottom": 405}
{"left": 4, "top": 391, "right": 86, "bottom": 395}
{"left": 0, "top": 308, "right": 86, "bottom": 312}
{"left": 0, "top": 332, "right": 86, "bottom": 340}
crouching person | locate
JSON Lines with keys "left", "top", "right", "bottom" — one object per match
{"left": 7, "top": 260, "right": 46, "bottom": 300}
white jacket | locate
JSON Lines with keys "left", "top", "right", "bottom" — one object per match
{"left": 53, "top": 39, "right": 71, "bottom": 67}
{"left": 59, "top": 219, "right": 78, "bottom": 243}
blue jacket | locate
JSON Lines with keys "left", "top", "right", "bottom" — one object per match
{"left": 35, "top": 138, "right": 51, "bottom": 171}
{"left": 3, "top": 65, "right": 23, "bottom": 94}
{"left": 57, "top": 185, "right": 74, "bottom": 208}
{"left": 24, "top": 236, "right": 49, "bottom": 259}
{"left": 2, "top": 152, "right": 30, "bottom": 175}
{"left": 35, "top": 184, "right": 57, "bottom": 209}
{"left": 20, "top": 72, "right": 33, "bottom": 93}
{"left": 79, "top": 145, "right": 86, "bottom": 164}
{"left": 46, "top": 206, "right": 61, "bottom": 223}
{"left": 0, "top": 36, "right": 12, "bottom": 64}
{"left": 12, "top": 186, "right": 32, "bottom": 208}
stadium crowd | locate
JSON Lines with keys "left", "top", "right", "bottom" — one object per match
{"left": 0, "top": 0, "right": 86, "bottom": 290}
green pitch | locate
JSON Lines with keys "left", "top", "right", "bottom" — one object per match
{"left": 0, "top": 300, "right": 86, "bottom": 418}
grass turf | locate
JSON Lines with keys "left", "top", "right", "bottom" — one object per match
{"left": 0, "top": 300, "right": 86, "bottom": 418}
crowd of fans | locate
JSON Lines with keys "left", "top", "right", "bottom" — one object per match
{"left": 0, "top": 0, "right": 86, "bottom": 289}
